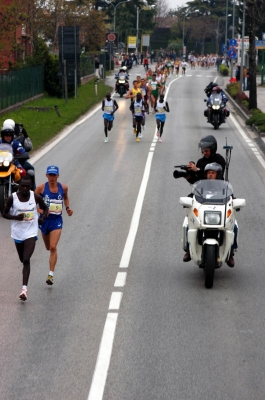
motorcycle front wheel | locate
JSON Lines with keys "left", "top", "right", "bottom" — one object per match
{"left": 204, "top": 245, "right": 215, "bottom": 289}
{"left": 213, "top": 114, "right": 219, "bottom": 130}
{"left": 0, "top": 185, "right": 7, "bottom": 213}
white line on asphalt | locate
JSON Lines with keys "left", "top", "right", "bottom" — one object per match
{"left": 109, "top": 292, "right": 123, "bottom": 310}
{"left": 114, "top": 272, "right": 127, "bottom": 287}
{"left": 87, "top": 313, "right": 118, "bottom": 400}
{"left": 230, "top": 113, "right": 265, "bottom": 170}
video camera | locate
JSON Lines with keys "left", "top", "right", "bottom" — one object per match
{"left": 173, "top": 164, "right": 195, "bottom": 179}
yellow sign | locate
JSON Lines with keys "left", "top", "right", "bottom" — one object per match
{"left": 127, "top": 36, "right": 136, "bottom": 49}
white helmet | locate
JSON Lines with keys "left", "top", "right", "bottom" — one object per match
{"left": 123, "top": 66, "right": 127, "bottom": 71}
{"left": 3, "top": 119, "right": 15, "bottom": 129}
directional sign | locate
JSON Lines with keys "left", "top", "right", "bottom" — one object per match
{"left": 256, "top": 40, "right": 265, "bottom": 49}
{"left": 227, "top": 48, "right": 237, "bottom": 59}
{"left": 222, "top": 44, "right": 228, "bottom": 53}
{"left": 230, "top": 38, "right": 237, "bottom": 47}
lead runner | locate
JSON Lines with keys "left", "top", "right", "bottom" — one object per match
{"left": 35, "top": 165, "right": 73, "bottom": 285}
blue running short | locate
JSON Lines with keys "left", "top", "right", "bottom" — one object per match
{"left": 103, "top": 113, "right": 114, "bottom": 121}
{"left": 39, "top": 216, "right": 63, "bottom": 235}
{"left": 156, "top": 114, "right": 166, "bottom": 122}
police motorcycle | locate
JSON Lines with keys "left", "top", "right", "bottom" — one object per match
{"left": 0, "top": 143, "right": 26, "bottom": 213}
{"left": 204, "top": 85, "right": 230, "bottom": 130}
{"left": 174, "top": 143, "right": 246, "bottom": 289}
{"left": 115, "top": 68, "right": 129, "bottom": 97}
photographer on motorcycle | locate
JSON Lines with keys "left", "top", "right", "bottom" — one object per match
{"left": 183, "top": 162, "right": 237, "bottom": 267}
{"left": 174, "top": 135, "right": 226, "bottom": 184}
{"left": 115, "top": 67, "right": 129, "bottom": 93}
{"left": 0, "top": 125, "right": 36, "bottom": 189}
{"left": 3, "top": 118, "right": 33, "bottom": 153}
{"left": 205, "top": 86, "right": 229, "bottom": 123}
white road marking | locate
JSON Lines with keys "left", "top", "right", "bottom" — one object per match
{"left": 108, "top": 292, "right": 123, "bottom": 310}
{"left": 114, "top": 272, "right": 127, "bottom": 287}
{"left": 230, "top": 113, "right": 265, "bottom": 170}
{"left": 87, "top": 313, "right": 118, "bottom": 400}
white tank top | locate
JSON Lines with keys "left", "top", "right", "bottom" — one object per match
{"left": 104, "top": 99, "right": 114, "bottom": 114}
{"left": 10, "top": 191, "right": 38, "bottom": 241}
{"left": 134, "top": 99, "right": 143, "bottom": 116}
{"left": 156, "top": 100, "right": 166, "bottom": 115}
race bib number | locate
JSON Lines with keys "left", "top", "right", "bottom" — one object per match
{"left": 18, "top": 209, "right": 34, "bottom": 222}
{"left": 105, "top": 106, "right": 112, "bottom": 112}
{"left": 151, "top": 83, "right": 157, "bottom": 90}
{"left": 135, "top": 107, "right": 142, "bottom": 114}
{"left": 141, "top": 89, "right": 146, "bottom": 96}
{"left": 158, "top": 107, "right": 164, "bottom": 113}
{"left": 49, "top": 201, "right": 63, "bottom": 214}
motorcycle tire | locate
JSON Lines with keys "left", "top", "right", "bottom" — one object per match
{"left": 204, "top": 245, "right": 215, "bottom": 289}
{"left": 213, "top": 114, "right": 219, "bottom": 130}
{"left": 120, "top": 91, "right": 124, "bottom": 98}
{"left": 0, "top": 185, "right": 6, "bottom": 214}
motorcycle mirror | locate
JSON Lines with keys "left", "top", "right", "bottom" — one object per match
{"left": 179, "top": 197, "right": 193, "bottom": 208}
{"left": 232, "top": 198, "right": 246, "bottom": 209}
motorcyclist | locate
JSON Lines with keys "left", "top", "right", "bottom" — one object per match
{"left": 183, "top": 162, "right": 237, "bottom": 266}
{"left": 0, "top": 125, "right": 36, "bottom": 189}
{"left": 205, "top": 86, "right": 228, "bottom": 123}
{"left": 115, "top": 67, "right": 129, "bottom": 92}
{"left": 3, "top": 118, "right": 33, "bottom": 152}
{"left": 175, "top": 135, "right": 226, "bottom": 184}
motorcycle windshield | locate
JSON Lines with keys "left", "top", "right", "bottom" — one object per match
{"left": 0, "top": 143, "right": 13, "bottom": 156}
{"left": 211, "top": 93, "right": 222, "bottom": 105}
{"left": 192, "top": 180, "right": 233, "bottom": 204}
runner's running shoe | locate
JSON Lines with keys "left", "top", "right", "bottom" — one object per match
{"left": 19, "top": 289, "right": 27, "bottom": 301}
{"left": 158, "top": 138, "right": 162, "bottom": 142}
{"left": 104, "top": 137, "right": 108, "bottom": 143}
{"left": 136, "top": 137, "right": 140, "bottom": 142}
{"left": 138, "top": 133, "right": 143, "bottom": 139}
{"left": 46, "top": 275, "right": 53, "bottom": 285}
{"left": 156, "top": 131, "right": 160, "bottom": 137}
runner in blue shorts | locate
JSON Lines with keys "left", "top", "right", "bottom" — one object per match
{"left": 35, "top": 165, "right": 73, "bottom": 285}
{"left": 102, "top": 93, "right": 119, "bottom": 143}
{"left": 154, "top": 94, "right": 170, "bottom": 142}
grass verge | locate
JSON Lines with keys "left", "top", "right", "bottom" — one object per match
{"left": 0, "top": 79, "right": 112, "bottom": 150}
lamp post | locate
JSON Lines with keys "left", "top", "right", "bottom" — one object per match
{"left": 216, "top": 14, "right": 232, "bottom": 54}
{"left": 239, "top": 0, "right": 246, "bottom": 94}
{"left": 106, "top": 0, "right": 132, "bottom": 32}
{"left": 136, "top": 5, "right": 155, "bottom": 56}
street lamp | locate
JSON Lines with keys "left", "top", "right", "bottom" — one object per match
{"left": 136, "top": 5, "right": 155, "bottom": 56}
{"left": 105, "top": 0, "right": 133, "bottom": 32}
{"left": 216, "top": 15, "right": 232, "bottom": 54}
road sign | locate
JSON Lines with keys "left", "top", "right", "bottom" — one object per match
{"left": 255, "top": 40, "right": 265, "bottom": 49}
{"left": 262, "top": 33, "right": 265, "bottom": 40}
{"left": 230, "top": 38, "right": 237, "bottom": 47}
{"left": 227, "top": 48, "right": 237, "bottom": 59}
{"left": 222, "top": 44, "right": 228, "bottom": 53}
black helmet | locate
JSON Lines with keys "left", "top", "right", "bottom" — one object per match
{"left": 199, "top": 135, "right": 217, "bottom": 155}
{"left": 204, "top": 162, "right": 223, "bottom": 179}
{"left": 1, "top": 125, "right": 14, "bottom": 142}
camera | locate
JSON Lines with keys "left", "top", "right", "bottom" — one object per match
{"left": 173, "top": 164, "right": 195, "bottom": 179}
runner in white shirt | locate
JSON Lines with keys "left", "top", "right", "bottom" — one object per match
{"left": 2, "top": 175, "right": 48, "bottom": 301}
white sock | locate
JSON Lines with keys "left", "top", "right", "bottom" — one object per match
{"left": 22, "top": 285, "right": 27, "bottom": 291}
{"left": 49, "top": 271, "right": 54, "bottom": 277}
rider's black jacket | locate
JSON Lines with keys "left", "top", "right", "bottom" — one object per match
{"left": 187, "top": 153, "right": 226, "bottom": 184}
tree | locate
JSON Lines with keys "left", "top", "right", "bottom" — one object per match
{"left": 245, "top": 0, "right": 265, "bottom": 109}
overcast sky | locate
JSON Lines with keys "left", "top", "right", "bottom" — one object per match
{"left": 167, "top": 0, "right": 186, "bottom": 9}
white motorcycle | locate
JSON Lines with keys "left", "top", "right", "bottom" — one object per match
{"left": 179, "top": 179, "right": 246, "bottom": 288}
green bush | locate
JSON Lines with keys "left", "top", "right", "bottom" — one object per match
{"left": 226, "top": 82, "right": 240, "bottom": 98}
{"left": 220, "top": 64, "right": 229, "bottom": 76}
{"left": 246, "top": 109, "right": 265, "bottom": 126}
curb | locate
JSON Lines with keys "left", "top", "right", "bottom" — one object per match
{"left": 223, "top": 87, "right": 262, "bottom": 136}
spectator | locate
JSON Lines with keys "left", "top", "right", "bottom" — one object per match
{"left": 94, "top": 57, "right": 100, "bottom": 79}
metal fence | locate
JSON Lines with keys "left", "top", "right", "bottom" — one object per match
{"left": 80, "top": 56, "right": 94, "bottom": 77}
{"left": 0, "top": 66, "right": 44, "bottom": 111}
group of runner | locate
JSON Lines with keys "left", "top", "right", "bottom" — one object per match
{"left": 2, "top": 164, "right": 73, "bottom": 301}
{"left": 102, "top": 64, "right": 170, "bottom": 143}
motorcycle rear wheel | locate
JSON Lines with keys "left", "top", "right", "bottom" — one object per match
{"left": 204, "top": 245, "right": 215, "bottom": 289}
{"left": 0, "top": 185, "right": 6, "bottom": 214}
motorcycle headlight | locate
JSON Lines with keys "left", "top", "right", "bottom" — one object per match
{"left": 204, "top": 211, "right": 221, "bottom": 225}
{"left": 3, "top": 160, "right": 10, "bottom": 167}
{"left": 212, "top": 105, "right": 220, "bottom": 110}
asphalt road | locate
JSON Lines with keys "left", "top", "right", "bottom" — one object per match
{"left": 1, "top": 65, "right": 265, "bottom": 400}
